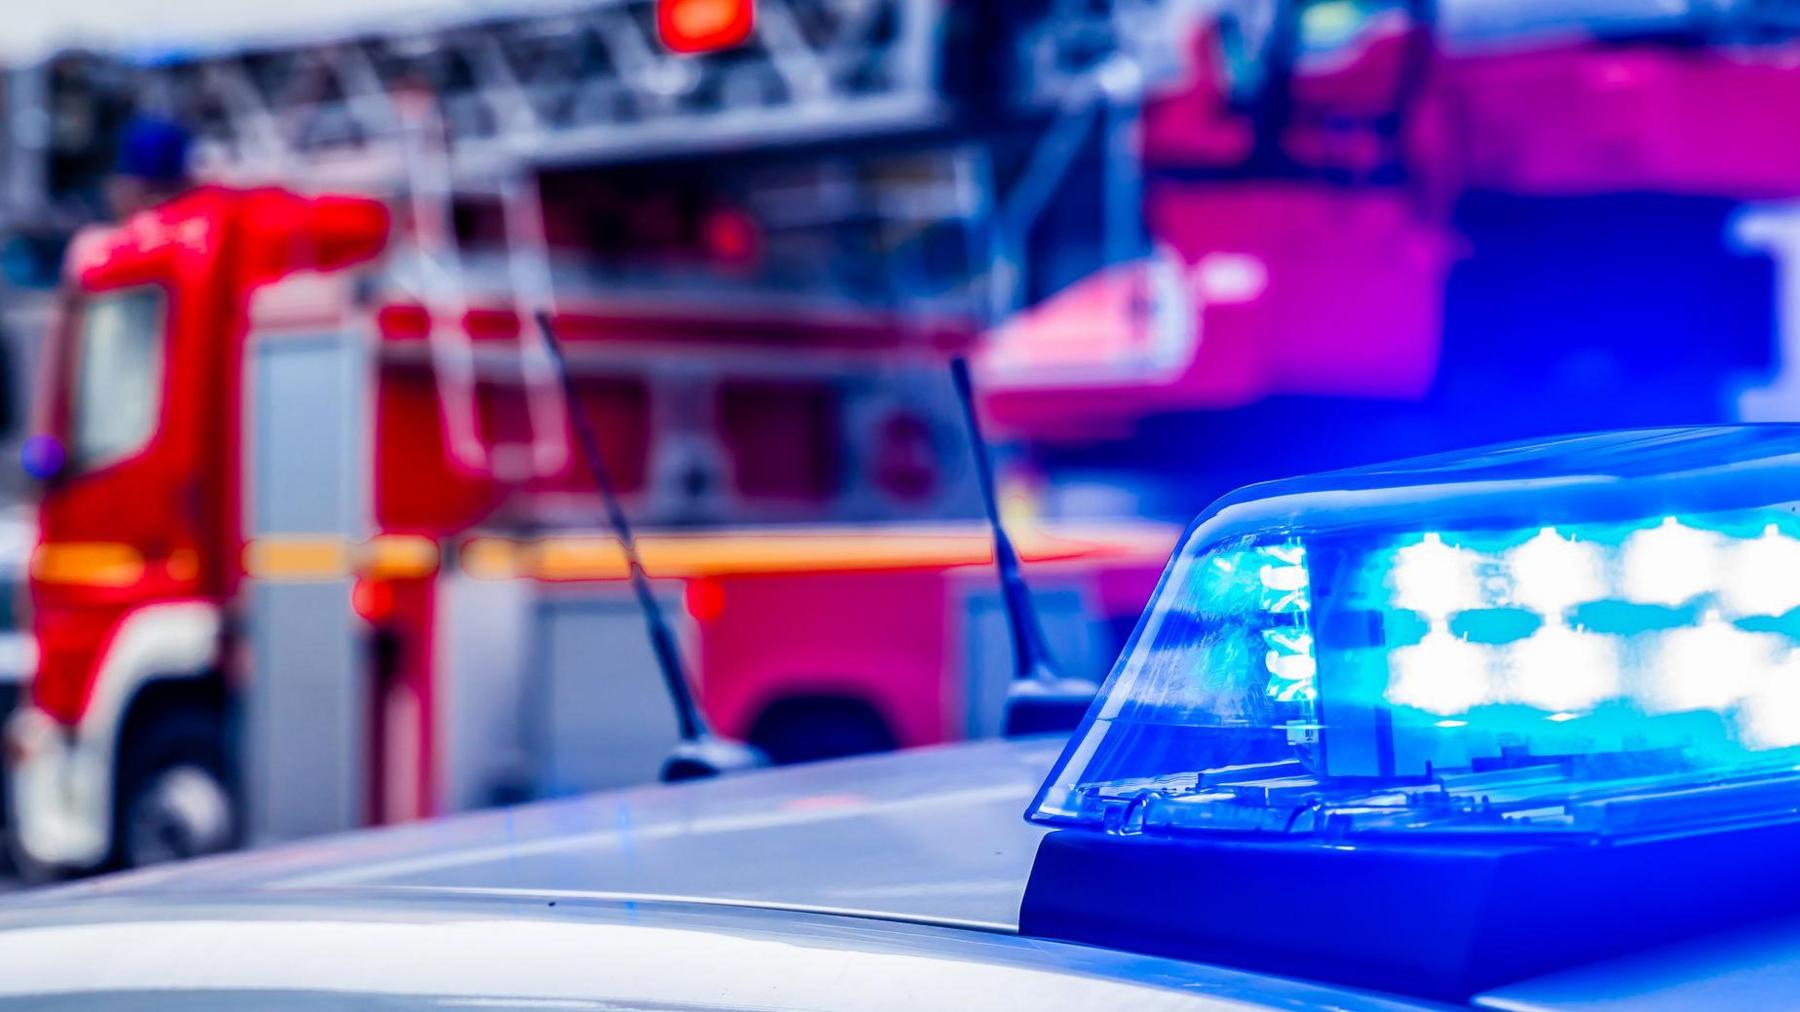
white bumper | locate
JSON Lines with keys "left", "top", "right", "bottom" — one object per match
{"left": 5, "top": 601, "right": 222, "bottom": 872}
{"left": 5, "top": 706, "right": 110, "bottom": 869}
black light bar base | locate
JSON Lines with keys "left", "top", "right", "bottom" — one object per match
{"left": 1019, "top": 821, "right": 1800, "bottom": 1001}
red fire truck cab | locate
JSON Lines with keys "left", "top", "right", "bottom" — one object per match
{"left": 7, "top": 185, "right": 1172, "bottom": 875}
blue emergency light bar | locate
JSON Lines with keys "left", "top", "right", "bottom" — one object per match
{"left": 1020, "top": 427, "right": 1800, "bottom": 999}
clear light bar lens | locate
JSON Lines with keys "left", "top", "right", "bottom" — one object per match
{"left": 1028, "top": 428, "right": 1800, "bottom": 843}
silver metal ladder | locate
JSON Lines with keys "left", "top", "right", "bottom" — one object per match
{"left": 398, "top": 93, "right": 569, "bottom": 483}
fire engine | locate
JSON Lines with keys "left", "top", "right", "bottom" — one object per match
{"left": 5, "top": 176, "right": 1173, "bottom": 875}
{"left": 981, "top": 0, "right": 1800, "bottom": 493}
{"left": 8, "top": 0, "right": 1800, "bottom": 876}
{"left": 0, "top": 0, "right": 1193, "bottom": 877}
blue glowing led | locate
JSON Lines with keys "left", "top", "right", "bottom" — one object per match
{"left": 1029, "top": 426, "right": 1800, "bottom": 842}
{"left": 19, "top": 434, "right": 64, "bottom": 482}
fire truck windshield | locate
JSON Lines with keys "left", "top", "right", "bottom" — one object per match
{"left": 69, "top": 287, "right": 165, "bottom": 472}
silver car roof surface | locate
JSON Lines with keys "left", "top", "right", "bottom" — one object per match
{"left": 0, "top": 738, "right": 1439, "bottom": 1009}
{"left": 0, "top": 890, "right": 1430, "bottom": 1010}
{"left": 46, "top": 737, "right": 1065, "bottom": 930}
{"left": 16, "top": 735, "right": 1800, "bottom": 1009}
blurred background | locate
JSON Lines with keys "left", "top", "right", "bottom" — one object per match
{"left": 0, "top": 0, "right": 1798, "bottom": 880}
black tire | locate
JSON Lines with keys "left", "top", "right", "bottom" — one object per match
{"left": 748, "top": 697, "right": 898, "bottom": 766}
{"left": 5, "top": 821, "right": 65, "bottom": 888}
{"left": 112, "top": 707, "right": 236, "bottom": 870}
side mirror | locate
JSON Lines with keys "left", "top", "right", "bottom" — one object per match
{"left": 20, "top": 434, "right": 66, "bottom": 484}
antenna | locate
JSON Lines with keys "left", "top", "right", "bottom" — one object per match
{"left": 949, "top": 357, "right": 1100, "bottom": 736}
{"left": 535, "top": 310, "right": 766, "bottom": 782}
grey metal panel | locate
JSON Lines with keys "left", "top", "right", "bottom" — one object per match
{"left": 249, "top": 334, "right": 360, "bottom": 537}
{"left": 246, "top": 580, "right": 364, "bottom": 844}
{"left": 243, "top": 331, "right": 367, "bottom": 844}
{"left": 531, "top": 588, "right": 685, "bottom": 796}
{"left": 961, "top": 580, "right": 1105, "bottom": 739}
{"left": 436, "top": 575, "right": 532, "bottom": 813}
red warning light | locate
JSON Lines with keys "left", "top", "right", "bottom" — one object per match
{"left": 352, "top": 577, "right": 396, "bottom": 625}
{"left": 658, "top": 0, "right": 754, "bottom": 53}
{"left": 686, "top": 577, "right": 726, "bottom": 623}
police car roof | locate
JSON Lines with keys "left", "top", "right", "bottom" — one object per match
{"left": 0, "top": 738, "right": 1420, "bottom": 1010}
{"left": 5, "top": 736, "right": 1800, "bottom": 1008}
{"left": 78, "top": 737, "right": 1063, "bottom": 930}
{"left": 0, "top": 891, "right": 1429, "bottom": 1010}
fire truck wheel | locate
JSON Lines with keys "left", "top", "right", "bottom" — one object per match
{"left": 4, "top": 827, "right": 64, "bottom": 887}
{"left": 747, "top": 697, "right": 898, "bottom": 766}
{"left": 114, "top": 710, "right": 236, "bottom": 870}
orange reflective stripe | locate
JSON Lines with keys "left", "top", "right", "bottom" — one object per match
{"left": 31, "top": 542, "right": 146, "bottom": 588}
{"left": 362, "top": 535, "right": 440, "bottom": 580}
{"left": 460, "top": 522, "right": 1176, "bottom": 581}
{"left": 244, "top": 537, "right": 354, "bottom": 581}
{"left": 245, "top": 535, "right": 442, "bottom": 582}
